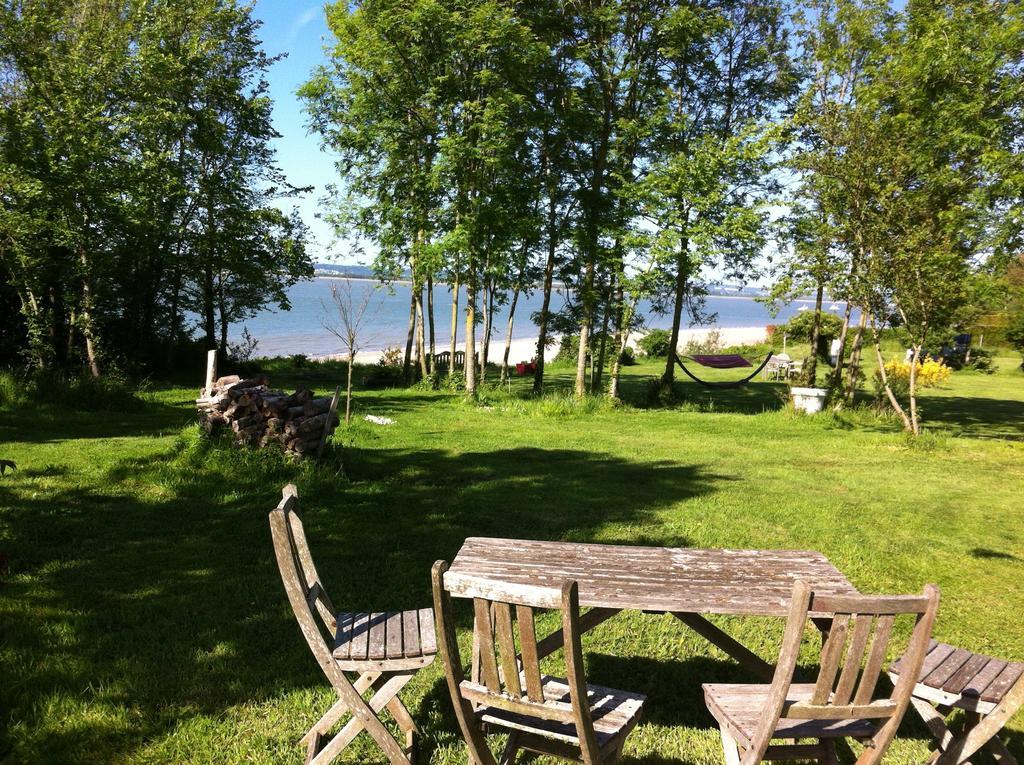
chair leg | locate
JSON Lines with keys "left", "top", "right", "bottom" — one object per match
{"left": 499, "top": 731, "right": 521, "bottom": 765}
{"left": 911, "top": 697, "right": 960, "bottom": 753}
{"left": 984, "top": 736, "right": 1017, "bottom": 765}
{"left": 305, "top": 731, "right": 324, "bottom": 765}
{"left": 312, "top": 672, "right": 416, "bottom": 765}
{"left": 822, "top": 740, "right": 840, "bottom": 765}
{"left": 300, "top": 672, "right": 381, "bottom": 748}
{"left": 721, "top": 727, "right": 743, "bottom": 765}
{"left": 935, "top": 679, "right": 1024, "bottom": 765}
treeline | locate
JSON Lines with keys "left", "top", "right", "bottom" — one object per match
{"left": 303, "top": 0, "right": 1022, "bottom": 415}
{"left": 0, "top": 0, "right": 311, "bottom": 375}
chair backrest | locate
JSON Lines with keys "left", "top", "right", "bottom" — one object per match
{"left": 744, "top": 580, "right": 940, "bottom": 765}
{"left": 269, "top": 485, "right": 338, "bottom": 668}
{"left": 431, "top": 561, "right": 603, "bottom": 765}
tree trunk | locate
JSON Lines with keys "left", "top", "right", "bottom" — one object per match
{"left": 574, "top": 248, "right": 596, "bottom": 397}
{"left": 449, "top": 275, "right": 459, "bottom": 375}
{"left": 345, "top": 349, "right": 354, "bottom": 424}
{"left": 591, "top": 289, "right": 612, "bottom": 393}
{"left": 464, "top": 276, "right": 477, "bottom": 395}
{"left": 908, "top": 344, "right": 921, "bottom": 436}
{"left": 166, "top": 264, "right": 182, "bottom": 365}
{"left": 480, "top": 279, "right": 494, "bottom": 384}
{"left": 871, "top": 323, "right": 912, "bottom": 432}
{"left": 415, "top": 285, "right": 428, "bottom": 379}
{"left": 844, "top": 312, "right": 868, "bottom": 404}
{"left": 426, "top": 274, "right": 435, "bottom": 374}
{"left": 661, "top": 235, "right": 689, "bottom": 394}
{"left": 202, "top": 260, "right": 216, "bottom": 351}
{"left": 77, "top": 244, "right": 101, "bottom": 379}
{"left": 500, "top": 286, "right": 521, "bottom": 384}
{"left": 217, "top": 272, "right": 229, "bottom": 356}
{"left": 533, "top": 207, "right": 557, "bottom": 395}
{"left": 828, "top": 303, "right": 853, "bottom": 396}
{"left": 805, "top": 282, "right": 824, "bottom": 386}
{"left": 46, "top": 276, "right": 69, "bottom": 368}
{"left": 609, "top": 279, "right": 626, "bottom": 399}
{"left": 403, "top": 287, "right": 416, "bottom": 384}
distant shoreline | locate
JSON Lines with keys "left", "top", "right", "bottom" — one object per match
{"left": 308, "top": 272, "right": 824, "bottom": 303}
{"left": 305, "top": 325, "right": 770, "bottom": 365}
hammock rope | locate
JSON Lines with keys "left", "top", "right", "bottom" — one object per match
{"left": 673, "top": 351, "right": 775, "bottom": 390}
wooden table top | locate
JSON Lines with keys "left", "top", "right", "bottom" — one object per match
{"left": 445, "top": 537, "right": 859, "bottom": 617}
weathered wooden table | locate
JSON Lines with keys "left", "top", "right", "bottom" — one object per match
{"left": 445, "top": 537, "right": 860, "bottom": 681}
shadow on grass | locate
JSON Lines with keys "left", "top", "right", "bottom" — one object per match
{"left": 0, "top": 440, "right": 723, "bottom": 762}
{"left": 0, "top": 397, "right": 192, "bottom": 444}
{"left": 916, "top": 395, "right": 1024, "bottom": 441}
{"left": 971, "top": 547, "right": 1023, "bottom": 563}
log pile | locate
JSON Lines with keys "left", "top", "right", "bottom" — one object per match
{"left": 195, "top": 374, "right": 340, "bottom": 459}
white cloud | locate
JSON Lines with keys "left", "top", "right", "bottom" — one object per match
{"left": 285, "top": 6, "right": 320, "bottom": 47}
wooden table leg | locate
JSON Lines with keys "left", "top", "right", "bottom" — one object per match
{"left": 671, "top": 612, "right": 774, "bottom": 681}
{"left": 533, "top": 607, "right": 620, "bottom": 661}
{"left": 481, "top": 608, "right": 619, "bottom": 689}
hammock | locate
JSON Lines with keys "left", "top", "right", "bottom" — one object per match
{"left": 673, "top": 351, "right": 774, "bottom": 389}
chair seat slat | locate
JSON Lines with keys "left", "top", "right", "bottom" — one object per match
{"left": 417, "top": 607, "right": 437, "bottom": 656}
{"left": 402, "top": 609, "right": 421, "bottom": 658}
{"left": 367, "top": 612, "right": 388, "bottom": 660}
{"left": 385, "top": 611, "right": 404, "bottom": 660}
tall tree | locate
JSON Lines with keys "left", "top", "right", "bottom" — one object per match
{"left": 649, "top": 0, "right": 794, "bottom": 396}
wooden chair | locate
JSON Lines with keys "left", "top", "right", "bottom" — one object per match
{"left": 888, "top": 641, "right": 1024, "bottom": 765}
{"left": 431, "top": 560, "right": 646, "bottom": 765}
{"left": 703, "top": 581, "right": 940, "bottom": 765}
{"left": 269, "top": 485, "right": 437, "bottom": 765}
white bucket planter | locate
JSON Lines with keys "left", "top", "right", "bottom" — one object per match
{"left": 790, "top": 386, "right": 828, "bottom": 414}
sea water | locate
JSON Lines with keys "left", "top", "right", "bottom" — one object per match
{"left": 221, "top": 278, "right": 848, "bottom": 358}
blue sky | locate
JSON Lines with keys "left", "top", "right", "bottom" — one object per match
{"left": 252, "top": 2, "right": 341, "bottom": 261}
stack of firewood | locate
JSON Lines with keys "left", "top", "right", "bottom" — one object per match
{"left": 195, "top": 374, "right": 340, "bottom": 459}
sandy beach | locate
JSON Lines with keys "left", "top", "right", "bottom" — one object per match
{"left": 311, "top": 325, "right": 769, "bottom": 365}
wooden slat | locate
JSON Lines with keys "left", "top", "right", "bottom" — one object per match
{"left": 962, "top": 658, "right": 1007, "bottom": 699}
{"left": 335, "top": 612, "right": 355, "bottom": 660}
{"left": 474, "top": 598, "right": 501, "bottom": 692}
{"left": 418, "top": 607, "right": 437, "bottom": 655}
{"left": 784, "top": 699, "right": 897, "bottom": 719}
{"left": 493, "top": 602, "right": 522, "bottom": 698}
{"left": 516, "top": 605, "right": 544, "bottom": 702}
{"left": 942, "top": 653, "right": 991, "bottom": 695}
{"left": 367, "top": 611, "right": 387, "bottom": 661}
{"left": 981, "top": 663, "right": 1024, "bottom": 704}
{"left": 916, "top": 643, "right": 957, "bottom": 681}
{"left": 385, "top": 611, "right": 404, "bottom": 660}
{"left": 348, "top": 612, "right": 370, "bottom": 661}
{"left": 402, "top": 609, "right": 421, "bottom": 658}
{"left": 813, "top": 614, "right": 850, "bottom": 704}
{"left": 834, "top": 615, "right": 874, "bottom": 705}
{"left": 855, "top": 615, "right": 894, "bottom": 705}
{"left": 459, "top": 680, "right": 575, "bottom": 724}
{"left": 891, "top": 639, "right": 937, "bottom": 675}
{"left": 924, "top": 648, "right": 973, "bottom": 688}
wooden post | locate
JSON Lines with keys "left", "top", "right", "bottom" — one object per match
{"left": 316, "top": 385, "right": 341, "bottom": 460}
{"left": 205, "top": 349, "right": 218, "bottom": 397}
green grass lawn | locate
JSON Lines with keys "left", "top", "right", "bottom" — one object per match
{"left": 1, "top": 352, "right": 1023, "bottom": 764}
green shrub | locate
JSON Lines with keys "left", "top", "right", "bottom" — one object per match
{"left": 637, "top": 329, "right": 672, "bottom": 358}
{"left": 555, "top": 335, "right": 580, "bottom": 363}
{"left": 778, "top": 311, "right": 844, "bottom": 343}
{"left": 0, "top": 367, "right": 143, "bottom": 411}
{"left": 1007, "top": 312, "right": 1024, "bottom": 369}
{"left": 618, "top": 346, "right": 636, "bottom": 366}
{"left": 441, "top": 370, "right": 466, "bottom": 391}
